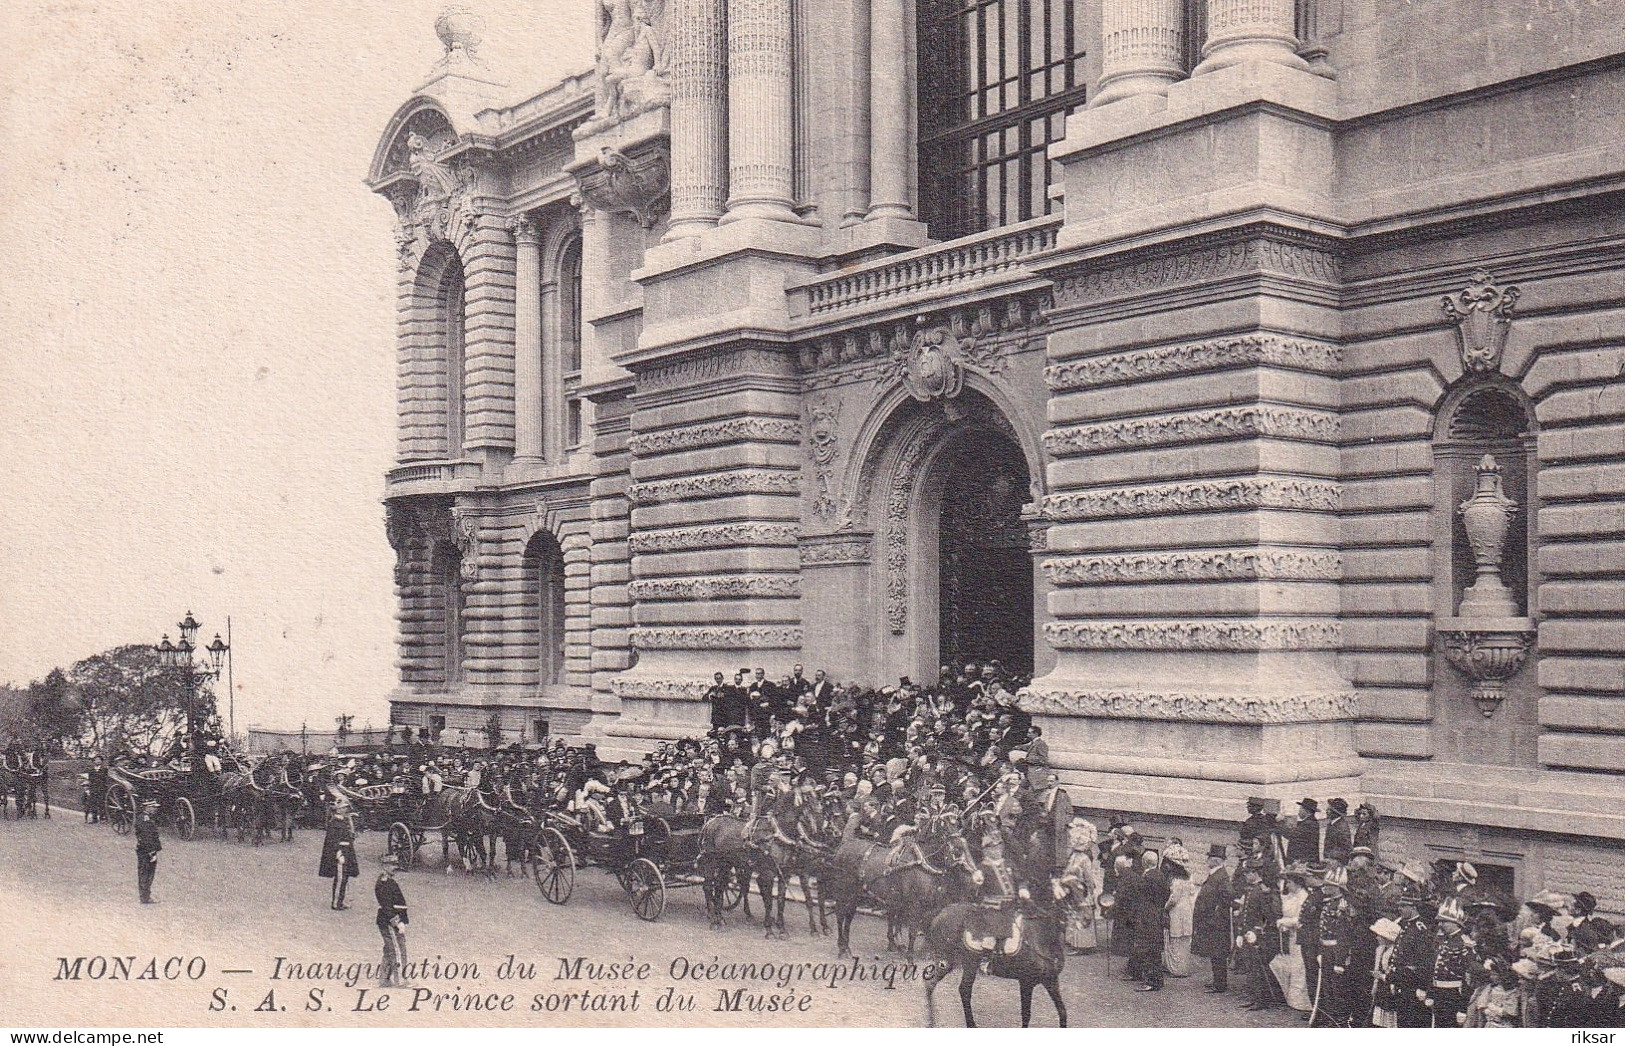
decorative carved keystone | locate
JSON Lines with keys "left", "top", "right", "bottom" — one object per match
{"left": 1442, "top": 269, "right": 1520, "bottom": 374}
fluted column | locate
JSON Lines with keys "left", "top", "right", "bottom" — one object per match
{"left": 1193, "top": 0, "right": 1309, "bottom": 75}
{"left": 1090, "top": 0, "right": 1185, "bottom": 108}
{"left": 509, "top": 215, "right": 544, "bottom": 462}
{"left": 866, "top": 0, "right": 912, "bottom": 219}
{"left": 722, "top": 0, "right": 797, "bottom": 222}
{"left": 664, "top": 0, "right": 729, "bottom": 240}
{"left": 540, "top": 280, "right": 563, "bottom": 461}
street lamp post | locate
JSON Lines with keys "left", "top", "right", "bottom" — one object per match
{"left": 156, "top": 610, "right": 229, "bottom": 756}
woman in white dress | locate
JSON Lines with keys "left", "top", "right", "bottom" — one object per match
{"left": 1161, "top": 844, "right": 1198, "bottom": 976}
{"left": 1059, "top": 818, "right": 1102, "bottom": 954}
{"left": 1271, "top": 872, "right": 1314, "bottom": 1011}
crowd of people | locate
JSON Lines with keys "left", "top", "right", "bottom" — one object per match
{"left": 82, "top": 661, "right": 1625, "bottom": 1027}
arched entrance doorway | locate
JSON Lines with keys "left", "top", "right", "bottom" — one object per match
{"left": 936, "top": 434, "right": 1033, "bottom": 677}
{"left": 851, "top": 388, "right": 1038, "bottom": 684}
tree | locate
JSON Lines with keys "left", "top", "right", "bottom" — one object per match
{"left": 68, "top": 644, "right": 215, "bottom": 756}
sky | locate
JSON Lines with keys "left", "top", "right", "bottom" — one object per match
{"left": 0, "top": 0, "right": 594, "bottom": 732}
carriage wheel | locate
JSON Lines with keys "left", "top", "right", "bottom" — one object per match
{"left": 534, "top": 828, "right": 575, "bottom": 905}
{"left": 107, "top": 784, "right": 134, "bottom": 835}
{"left": 629, "top": 857, "right": 665, "bottom": 922}
{"left": 387, "top": 822, "right": 415, "bottom": 869}
{"left": 720, "top": 869, "right": 745, "bottom": 911}
{"left": 175, "top": 798, "right": 197, "bottom": 840}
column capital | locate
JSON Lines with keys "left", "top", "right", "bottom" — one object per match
{"left": 507, "top": 213, "right": 541, "bottom": 246}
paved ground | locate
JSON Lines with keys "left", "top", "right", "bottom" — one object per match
{"left": 2, "top": 809, "right": 1299, "bottom": 1028}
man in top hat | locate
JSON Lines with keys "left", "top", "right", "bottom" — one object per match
{"left": 1192, "top": 843, "right": 1235, "bottom": 993}
{"left": 319, "top": 796, "right": 360, "bottom": 910}
{"left": 1323, "top": 798, "right": 1352, "bottom": 865}
{"left": 134, "top": 798, "right": 162, "bottom": 903}
{"left": 1426, "top": 898, "right": 1476, "bottom": 1026}
{"left": 1286, "top": 798, "right": 1322, "bottom": 865}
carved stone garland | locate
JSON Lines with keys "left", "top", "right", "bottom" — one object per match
{"left": 807, "top": 399, "right": 841, "bottom": 520}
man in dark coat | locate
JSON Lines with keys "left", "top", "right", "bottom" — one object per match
{"left": 1192, "top": 843, "right": 1235, "bottom": 992}
{"left": 707, "top": 672, "right": 748, "bottom": 730}
{"left": 134, "top": 799, "right": 162, "bottom": 903}
{"left": 319, "top": 799, "right": 360, "bottom": 910}
{"left": 1285, "top": 798, "right": 1322, "bottom": 865}
{"left": 1236, "top": 864, "right": 1284, "bottom": 1010}
{"left": 747, "top": 668, "right": 779, "bottom": 738}
{"left": 1132, "top": 850, "right": 1171, "bottom": 991}
{"left": 375, "top": 855, "right": 410, "bottom": 987}
{"left": 1323, "top": 797, "right": 1353, "bottom": 864}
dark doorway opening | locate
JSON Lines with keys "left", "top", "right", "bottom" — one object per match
{"left": 937, "top": 432, "right": 1033, "bottom": 678}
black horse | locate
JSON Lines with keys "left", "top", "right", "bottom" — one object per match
{"left": 923, "top": 898, "right": 1071, "bottom": 1027}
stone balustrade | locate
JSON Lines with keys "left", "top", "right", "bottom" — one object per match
{"left": 796, "top": 215, "right": 1060, "bottom": 321}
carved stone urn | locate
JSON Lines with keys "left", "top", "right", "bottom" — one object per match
{"left": 1438, "top": 454, "right": 1535, "bottom": 717}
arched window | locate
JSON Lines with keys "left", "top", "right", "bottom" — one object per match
{"left": 1434, "top": 381, "right": 1537, "bottom": 617}
{"left": 524, "top": 532, "right": 568, "bottom": 686}
{"left": 560, "top": 238, "right": 583, "bottom": 374}
{"left": 436, "top": 543, "right": 466, "bottom": 685}
{"left": 440, "top": 257, "right": 467, "bottom": 456}
{"left": 916, "top": 0, "right": 1089, "bottom": 238}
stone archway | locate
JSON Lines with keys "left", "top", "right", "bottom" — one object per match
{"left": 854, "top": 388, "right": 1038, "bottom": 684}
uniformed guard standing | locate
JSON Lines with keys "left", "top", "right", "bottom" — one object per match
{"left": 1313, "top": 866, "right": 1358, "bottom": 1027}
{"left": 375, "top": 855, "right": 410, "bottom": 987}
{"left": 1427, "top": 898, "right": 1475, "bottom": 1027}
{"left": 135, "top": 799, "right": 162, "bottom": 903}
{"left": 319, "top": 798, "right": 360, "bottom": 910}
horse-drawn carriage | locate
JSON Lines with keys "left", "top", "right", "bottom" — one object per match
{"left": 0, "top": 758, "right": 49, "bottom": 819}
{"left": 103, "top": 759, "right": 219, "bottom": 839}
{"left": 539, "top": 801, "right": 745, "bottom": 922}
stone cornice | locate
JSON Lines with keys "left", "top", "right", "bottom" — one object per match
{"left": 1045, "top": 334, "right": 1342, "bottom": 392}
{"left": 1044, "top": 619, "right": 1342, "bottom": 651}
{"left": 626, "top": 574, "right": 801, "bottom": 601}
{"left": 629, "top": 626, "right": 804, "bottom": 650}
{"left": 627, "top": 416, "right": 801, "bottom": 457}
{"left": 1043, "top": 406, "right": 1340, "bottom": 457}
{"left": 633, "top": 347, "right": 795, "bottom": 394}
{"left": 1044, "top": 550, "right": 1343, "bottom": 586}
{"left": 1020, "top": 685, "right": 1359, "bottom": 724}
{"left": 628, "top": 521, "right": 801, "bottom": 554}
{"left": 627, "top": 468, "right": 800, "bottom": 505}
{"left": 1042, "top": 477, "right": 1341, "bottom": 521}
{"left": 1047, "top": 229, "right": 1341, "bottom": 312}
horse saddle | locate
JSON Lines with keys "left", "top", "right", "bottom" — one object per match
{"left": 963, "top": 908, "right": 1024, "bottom": 956}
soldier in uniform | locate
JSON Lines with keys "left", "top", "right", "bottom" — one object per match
{"left": 375, "top": 855, "right": 410, "bottom": 987}
{"left": 1388, "top": 890, "right": 1438, "bottom": 1027}
{"left": 1313, "top": 865, "right": 1359, "bottom": 1027}
{"left": 134, "top": 798, "right": 162, "bottom": 903}
{"left": 1427, "top": 898, "right": 1476, "bottom": 1027}
{"left": 319, "top": 797, "right": 360, "bottom": 910}
{"left": 1236, "top": 864, "right": 1284, "bottom": 1011}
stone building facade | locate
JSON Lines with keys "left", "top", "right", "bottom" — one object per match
{"left": 371, "top": 2, "right": 1625, "bottom": 905}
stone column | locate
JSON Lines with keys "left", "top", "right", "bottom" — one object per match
{"left": 509, "top": 216, "right": 544, "bottom": 461}
{"left": 722, "top": 0, "right": 798, "bottom": 222}
{"left": 1089, "top": 0, "right": 1185, "bottom": 108}
{"left": 664, "top": 0, "right": 729, "bottom": 240}
{"left": 866, "top": 0, "right": 912, "bottom": 219}
{"left": 540, "top": 279, "right": 563, "bottom": 462}
{"left": 1193, "top": 0, "right": 1310, "bottom": 75}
